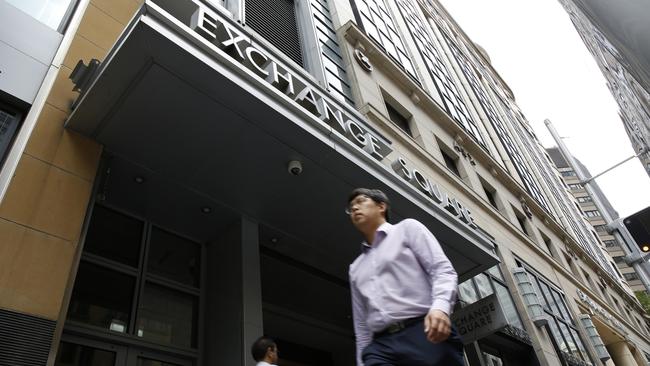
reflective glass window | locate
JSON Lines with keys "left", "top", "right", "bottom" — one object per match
{"left": 148, "top": 228, "right": 201, "bottom": 287}
{"left": 84, "top": 205, "right": 143, "bottom": 267}
{"left": 55, "top": 342, "right": 116, "bottom": 366}
{"left": 67, "top": 262, "right": 135, "bottom": 332}
{"left": 136, "top": 283, "right": 198, "bottom": 348}
{"left": 352, "top": 0, "right": 418, "bottom": 81}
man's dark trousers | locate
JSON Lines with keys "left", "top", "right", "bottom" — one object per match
{"left": 362, "top": 319, "right": 464, "bottom": 366}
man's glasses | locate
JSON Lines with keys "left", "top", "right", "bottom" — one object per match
{"left": 345, "top": 195, "right": 371, "bottom": 215}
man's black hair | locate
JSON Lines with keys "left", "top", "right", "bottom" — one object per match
{"left": 348, "top": 188, "right": 391, "bottom": 222}
{"left": 251, "top": 336, "right": 276, "bottom": 362}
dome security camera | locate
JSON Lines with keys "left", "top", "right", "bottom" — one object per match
{"left": 287, "top": 160, "right": 303, "bottom": 176}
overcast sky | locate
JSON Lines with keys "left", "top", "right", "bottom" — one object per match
{"left": 438, "top": 0, "right": 650, "bottom": 218}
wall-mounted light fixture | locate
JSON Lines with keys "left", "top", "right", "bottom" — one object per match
{"left": 578, "top": 314, "right": 611, "bottom": 362}
{"left": 512, "top": 267, "right": 547, "bottom": 326}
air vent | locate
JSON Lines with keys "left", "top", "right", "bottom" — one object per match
{"left": 245, "top": 0, "right": 303, "bottom": 66}
{"left": 0, "top": 308, "right": 56, "bottom": 366}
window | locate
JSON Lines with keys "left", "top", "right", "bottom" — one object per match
{"left": 562, "top": 252, "right": 579, "bottom": 277}
{"left": 479, "top": 177, "right": 499, "bottom": 209}
{"left": 67, "top": 205, "right": 201, "bottom": 349}
{"left": 351, "top": 0, "right": 418, "bottom": 80}
{"left": 613, "top": 256, "right": 625, "bottom": 264}
{"left": 457, "top": 265, "right": 524, "bottom": 330}
{"left": 385, "top": 102, "right": 412, "bottom": 136}
{"left": 440, "top": 148, "right": 460, "bottom": 177}
{"left": 576, "top": 196, "right": 592, "bottom": 203}
{"left": 0, "top": 106, "right": 21, "bottom": 165}
{"left": 612, "top": 262, "right": 624, "bottom": 279}
{"left": 568, "top": 183, "right": 583, "bottom": 190}
{"left": 624, "top": 273, "right": 639, "bottom": 281}
{"left": 56, "top": 342, "right": 116, "bottom": 365}
{"left": 393, "top": 4, "right": 486, "bottom": 148}
{"left": 561, "top": 171, "right": 577, "bottom": 177}
{"left": 594, "top": 225, "right": 608, "bottom": 233}
{"left": 517, "top": 262, "right": 591, "bottom": 363}
{"left": 584, "top": 210, "right": 601, "bottom": 218}
{"left": 582, "top": 269, "right": 595, "bottom": 291}
{"left": 512, "top": 207, "right": 529, "bottom": 236}
{"left": 603, "top": 240, "right": 618, "bottom": 248}
{"left": 246, "top": 0, "right": 303, "bottom": 66}
{"left": 311, "top": 0, "right": 355, "bottom": 104}
{"left": 540, "top": 232, "right": 556, "bottom": 258}
{"left": 5, "top": 0, "right": 78, "bottom": 32}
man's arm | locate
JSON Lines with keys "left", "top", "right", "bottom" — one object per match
{"left": 351, "top": 280, "right": 371, "bottom": 366}
{"left": 406, "top": 219, "right": 458, "bottom": 342}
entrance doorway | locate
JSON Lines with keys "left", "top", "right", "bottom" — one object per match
{"left": 56, "top": 335, "right": 192, "bottom": 366}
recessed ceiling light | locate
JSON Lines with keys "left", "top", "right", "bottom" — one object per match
{"left": 134, "top": 176, "right": 145, "bottom": 184}
{"left": 201, "top": 206, "right": 212, "bottom": 214}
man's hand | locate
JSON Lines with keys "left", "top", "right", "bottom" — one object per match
{"left": 424, "top": 309, "right": 451, "bottom": 343}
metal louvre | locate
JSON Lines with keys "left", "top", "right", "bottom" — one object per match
{"left": 0, "top": 308, "right": 55, "bottom": 366}
{"left": 245, "top": 0, "right": 304, "bottom": 66}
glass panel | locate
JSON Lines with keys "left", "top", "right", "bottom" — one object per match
{"left": 548, "top": 319, "right": 568, "bottom": 353}
{"left": 148, "top": 228, "right": 201, "bottom": 287}
{"left": 5, "top": 0, "right": 75, "bottom": 31}
{"left": 540, "top": 282, "right": 561, "bottom": 316}
{"left": 487, "top": 265, "right": 504, "bottom": 281}
{"left": 136, "top": 283, "right": 198, "bottom": 348}
{"left": 558, "top": 322, "right": 581, "bottom": 360}
{"left": 458, "top": 280, "right": 478, "bottom": 304}
{"left": 0, "top": 109, "right": 20, "bottom": 161}
{"left": 85, "top": 205, "right": 144, "bottom": 267}
{"left": 55, "top": 342, "right": 116, "bottom": 366}
{"left": 494, "top": 282, "right": 523, "bottom": 329}
{"left": 137, "top": 358, "right": 184, "bottom": 366}
{"left": 570, "top": 328, "right": 589, "bottom": 361}
{"left": 474, "top": 273, "right": 494, "bottom": 298}
{"left": 67, "top": 261, "right": 135, "bottom": 332}
{"left": 552, "top": 290, "right": 572, "bottom": 322}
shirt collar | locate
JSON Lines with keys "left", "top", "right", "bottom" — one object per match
{"left": 361, "top": 222, "right": 393, "bottom": 253}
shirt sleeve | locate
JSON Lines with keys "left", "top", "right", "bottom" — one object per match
{"left": 350, "top": 277, "right": 371, "bottom": 366}
{"left": 406, "top": 219, "right": 458, "bottom": 315}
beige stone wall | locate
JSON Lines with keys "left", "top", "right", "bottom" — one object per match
{"left": 0, "top": 0, "right": 141, "bottom": 321}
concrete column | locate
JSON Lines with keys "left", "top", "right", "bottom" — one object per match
{"left": 241, "top": 216, "right": 264, "bottom": 366}
{"left": 607, "top": 341, "right": 638, "bottom": 366}
{"left": 204, "top": 217, "right": 264, "bottom": 366}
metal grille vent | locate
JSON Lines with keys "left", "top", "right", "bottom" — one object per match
{"left": 245, "top": 0, "right": 303, "bottom": 66}
{"left": 0, "top": 308, "right": 56, "bottom": 366}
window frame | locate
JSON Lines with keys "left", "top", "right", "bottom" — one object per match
{"left": 515, "top": 260, "right": 592, "bottom": 363}
{"left": 66, "top": 203, "right": 204, "bottom": 355}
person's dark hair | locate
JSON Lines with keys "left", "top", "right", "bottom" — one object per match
{"left": 251, "top": 336, "right": 276, "bottom": 362}
{"left": 348, "top": 188, "right": 391, "bottom": 222}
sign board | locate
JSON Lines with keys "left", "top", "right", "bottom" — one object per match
{"left": 452, "top": 294, "right": 507, "bottom": 344}
{"left": 186, "top": 2, "right": 479, "bottom": 230}
{"left": 576, "top": 289, "right": 626, "bottom": 334}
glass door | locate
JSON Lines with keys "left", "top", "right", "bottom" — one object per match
{"left": 55, "top": 336, "right": 127, "bottom": 366}
{"left": 127, "top": 348, "right": 192, "bottom": 366}
{"left": 55, "top": 335, "right": 192, "bottom": 366}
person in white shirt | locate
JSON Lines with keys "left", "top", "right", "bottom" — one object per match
{"left": 251, "top": 336, "right": 279, "bottom": 366}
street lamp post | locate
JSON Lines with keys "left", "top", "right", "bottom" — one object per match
{"left": 545, "top": 119, "right": 650, "bottom": 293}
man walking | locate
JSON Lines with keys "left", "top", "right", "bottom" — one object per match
{"left": 347, "top": 188, "right": 464, "bottom": 366}
{"left": 251, "top": 336, "right": 279, "bottom": 366}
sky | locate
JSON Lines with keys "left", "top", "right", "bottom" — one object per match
{"left": 438, "top": 0, "right": 650, "bottom": 218}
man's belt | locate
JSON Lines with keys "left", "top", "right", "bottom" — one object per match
{"left": 374, "top": 316, "right": 425, "bottom": 338}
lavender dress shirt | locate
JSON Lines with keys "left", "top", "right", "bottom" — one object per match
{"left": 348, "top": 219, "right": 458, "bottom": 365}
